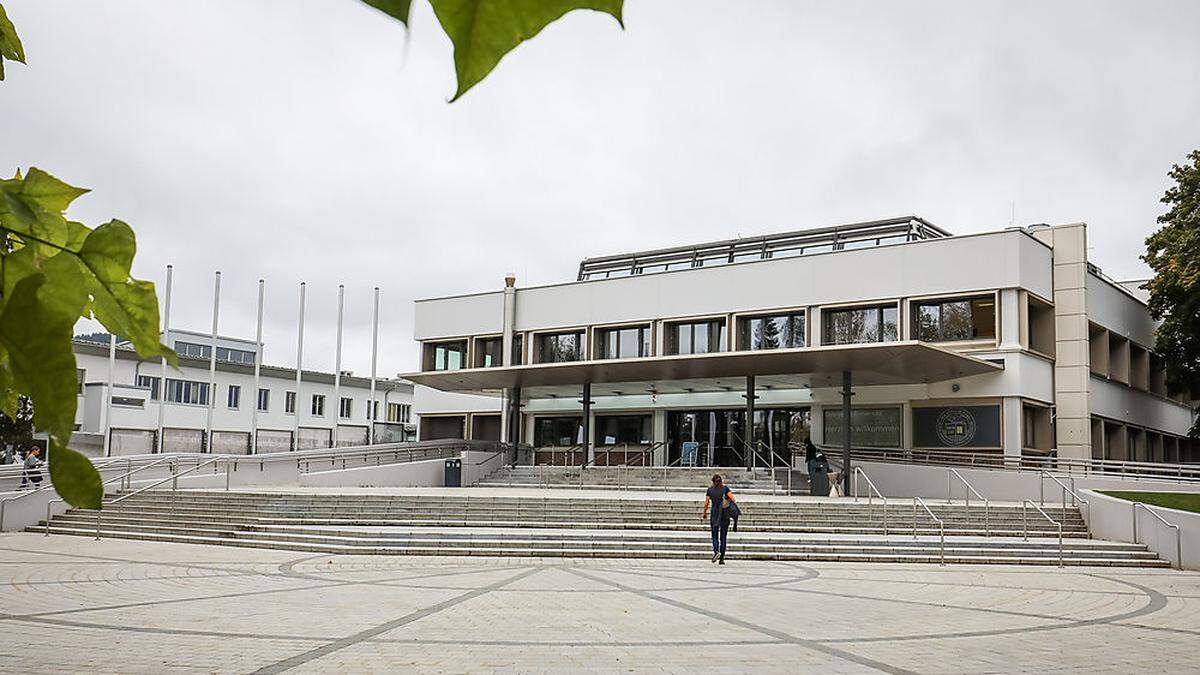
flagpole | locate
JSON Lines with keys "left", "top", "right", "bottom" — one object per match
{"left": 156, "top": 264, "right": 173, "bottom": 454}
{"left": 103, "top": 332, "right": 116, "bottom": 457}
{"left": 332, "top": 284, "right": 344, "bottom": 448}
{"left": 205, "top": 271, "right": 221, "bottom": 453}
{"left": 293, "top": 282, "right": 305, "bottom": 451}
{"left": 250, "top": 279, "right": 264, "bottom": 454}
{"left": 369, "top": 287, "right": 379, "bottom": 445}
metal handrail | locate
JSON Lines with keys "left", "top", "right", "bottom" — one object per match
{"left": 913, "top": 496, "right": 945, "bottom": 565}
{"left": 1132, "top": 502, "right": 1183, "bottom": 569}
{"left": 1040, "top": 471, "right": 1090, "bottom": 531}
{"left": 1022, "top": 499, "right": 1064, "bottom": 567}
{"left": 852, "top": 467, "right": 888, "bottom": 535}
{"left": 947, "top": 468, "right": 991, "bottom": 537}
{"left": 43, "top": 456, "right": 177, "bottom": 536}
{"left": 91, "top": 457, "right": 226, "bottom": 539}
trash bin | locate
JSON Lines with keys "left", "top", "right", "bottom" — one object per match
{"left": 809, "top": 454, "right": 830, "bottom": 496}
{"left": 444, "top": 458, "right": 462, "bottom": 487}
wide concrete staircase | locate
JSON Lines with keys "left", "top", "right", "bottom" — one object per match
{"left": 33, "top": 490, "right": 1168, "bottom": 566}
{"left": 475, "top": 465, "right": 805, "bottom": 494}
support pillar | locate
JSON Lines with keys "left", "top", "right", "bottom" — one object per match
{"left": 744, "top": 375, "right": 756, "bottom": 469}
{"left": 508, "top": 386, "right": 522, "bottom": 446}
{"left": 842, "top": 370, "right": 853, "bottom": 497}
{"left": 580, "top": 382, "right": 592, "bottom": 467}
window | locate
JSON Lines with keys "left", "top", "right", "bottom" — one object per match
{"left": 136, "top": 374, "right": 160, "bottom": 400}
{"left": 311, "top": 394, "right": 325, "bottom": 416}
{"left": 512, "top": 334, "right": 524, "bottom": 365}
{"left": 474, "top": 336, "right": 503, "bottom": 368}
{"left": 664, "top": 319, "right": 727, "bottom": 355}
{"left": 339, "top": 397, "right": 352, "bottom": 419}
{"left": 535, "top": 331, "right": 584, "bottom": 363}
{"left": 227, "top": 385, "right": 241, "bottom": 409}
{"left": 533, "top": 417, "right": 582, "bottom": 447}
{"left": 913, "top": 296, "right": 995, "bottom": 342}
{"left": 596, "top": 415, "right": 652, "bottom": 445}
{"left": 423, "top": 340, "right": 467, "bottom": 371}
{"left": 367, "top": 400, "right": 378, "bottom": 420}
{"left": 387, "top": 402, "right": 403, "bottom": 422}
{"left": 822, "top": 305, "right": 898, "bottom": 345}
{"left": 596, "top": 325, "right": 650, "bottom": 359}
{"left": 739, "top": 313, "right": 805, "bottom": 350}
{"left": 174, "top": 341, "right": 256, "bottom": 365}
{"left": 77, "top": 369, "right": 86, "bottom": 394}
{"left": 285, "top": 391, "right": 296, "bottom": 414}
{"left": 257, "top": 388, "right": 269, "bottom": 412}
{"left": 164, "top": 378, "right": 209, "bottom": 405}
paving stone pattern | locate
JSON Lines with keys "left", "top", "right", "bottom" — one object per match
{"left": 1, "top": 533, "right": 1198, "bottom": 673}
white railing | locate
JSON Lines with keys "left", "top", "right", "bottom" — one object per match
{"left": 44, "top": 456, "right": 178, "bottom": 536}
{"left": 913, "top": 496, "right": 945, "bottom": 565}
{"left": 1132, "top": 502, "right": 1183, "bottom": 569}
{"left": 1022, "top": 499, "right": 1064, "bottom": 567}
{"left": 1040, "top": 471, "right": 1090, "bottom": 534}
{"left": 947, "top": 468, "right": 990, "bottom": 537}
{"left": 852, "top": 467, "right": 888, "bottom": 535}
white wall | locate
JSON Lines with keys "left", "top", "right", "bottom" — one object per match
{"left": 300, "top": 456, "right": 446, "bottom": 487}
{"left": 1083, "top": 489, "right": 1197, "bottom": 570}
{"left": 1085, "top": 273, "right": 1157, "bottom": 348}
{"left": 1089, "top": 376, "right": 1193, "bottom": 435}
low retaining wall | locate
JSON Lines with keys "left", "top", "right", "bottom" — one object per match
{"left": 1082, "top": 489, "right": 1199, "bottom": 571}
{"left": 300, "top": 457, "right": 447, "bottom": 488}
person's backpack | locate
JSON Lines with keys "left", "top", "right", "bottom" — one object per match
{"left": 721, "top": 488, "right": 741, "bottom": 531}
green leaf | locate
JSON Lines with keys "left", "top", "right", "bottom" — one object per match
{"left": 78, "top": 219, "right": 176, "bottom": 365}
{"left": 20, "top": 168, "right": 89, "bottom": 212}
{"left": 0, "top": 2, "right": 26, "bottom": 82}
{"left": 361, "top": 0, "right": 413, "bottom": 26}
{"left": 0, "top": 274, "right": 79, "bottom": 446}
{"left": 48, "top": 442, "right": 103, "bottom": 510}
{"left": 429, "top": 0, "right": 623, "bottom": 101}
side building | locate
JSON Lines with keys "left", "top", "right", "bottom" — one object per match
{"left": 72, "top": 328, "right": 415, "bottom": 457}
{"left": 406, "top": 217, "right": 1198, "bottom": 467}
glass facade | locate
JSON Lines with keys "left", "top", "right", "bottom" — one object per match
{"left": 534, "top": 416, "right": 582, "bottom": 447}
{"left": 424, "top": 340, "right": 467, "bottom": 371}
{"left": 913, "top": 296, "right": 996, "bottom": 342}
{"left": 595, "top": 415, "right": 652, "bottom": 444}
{"left": 740, "top": 313, "right": 805, "bottom": 350}
{"left": 174, "top": 341, "right": 256, "bottom": 365}
{"left": 664, "top": 319, "right": 727, "bottom": 355}
{"left": 823, "top": 305, "right": 898, "bottom": 344}
{"left": 596, "top": 325, "right": 650, "bottom": 359}
{"left": 536, "top": 331, "right": 583, "bottom": 363}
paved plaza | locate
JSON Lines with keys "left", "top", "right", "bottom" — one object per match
{"left": 0, "top": 533, "right": 1198, "bottom": 673}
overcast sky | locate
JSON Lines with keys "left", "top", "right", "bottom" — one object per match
{"left": 2, "top": 0, "right": 1198, "bottom": 377}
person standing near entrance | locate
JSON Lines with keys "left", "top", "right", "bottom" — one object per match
{"left": 701, "top": 474, "right": 736, "bottom": 565}
{"left": 20, "top": 445, "right": 43, "bottom": 490}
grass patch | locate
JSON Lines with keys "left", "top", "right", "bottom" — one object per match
{"left": 1101, "top": 491, "right": 1200, "bottom": 514}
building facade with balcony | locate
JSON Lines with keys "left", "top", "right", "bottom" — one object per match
{"left": 406, "top": 217, "right": 1198, "bottom": 468}
{"left": 72, "top": 328, "right": 415, "bottom": 457}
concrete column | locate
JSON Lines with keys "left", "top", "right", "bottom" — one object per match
{"left": 1002, "top": 397, "right": 1022, "bottom": 459}
{"left": 901, "top": 401, "right": 914, "bottom": 450}
{"left": 581, "top": 383, "right": 592, "bottom": 466}
{"left": 841, "top": 370, "right": 853, "bottom": 496}
{"left": 744, "top": 376, "right": 756, "bottom": 468}
{"left": 652, "top": 410, "right": 667, "bottom": 465}
{"left": 1032, "top": 223, "right": 1092, "bottom": 459}
{"left": 500, "top": 274, "right": 516, "bottom": 443}
{"left": 809, "top": 405, "right": 824, "bottom": 445}
{"left": 998, "top": 288, "right": 1021, "bottom": 349}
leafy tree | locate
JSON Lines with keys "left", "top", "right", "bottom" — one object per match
{"left": 0, "top": 0, "right": 625, "bottom": 508}
{"left": 1143, "top": 149, "right": 1200, "bottom": 436}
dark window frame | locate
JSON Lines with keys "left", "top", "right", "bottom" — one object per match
{"left": 738, "top": 312, "right": 806, "bottom": 351}
{"left": 423, "top": 339, "right": 469, "bottom": 371}
{"left": 912, "top": 295, "right": 996, "bottom": 342}
{"left": 822, "top": 304, "right": 899, "bottom": 345}
{"left": 595, "top": 325, "right": 651, "bottom": 360}
{"left": 663, "top": 318, "right": 728, "bottom": 355}
{"left": 535, "top": 331, "right": 584, "bottom": 364}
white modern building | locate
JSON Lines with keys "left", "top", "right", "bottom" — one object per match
{"left": 73, "top": 328, "right": 415, "bottom": 456}
{"left": 406, "top": 217, "right": 1198, "bottom": 470}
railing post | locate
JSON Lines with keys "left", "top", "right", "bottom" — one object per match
{"left": 44, "top": 501, "right": 51, "bottom": 536}
{"left": 1131, "top": 502, "right": 1138, "bottom": 542}
{"left": 1022, "top": 501, "right": 1028, "bottom": 541}
{"left": 912, "top": 499, "right": 917, "bottom": 541}
{"left": 225, "top": 458, "right": 232, "bottom": 491}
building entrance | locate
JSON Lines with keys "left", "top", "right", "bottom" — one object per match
{"left": 667, "top": 408, "right": 809, "bottom": 467}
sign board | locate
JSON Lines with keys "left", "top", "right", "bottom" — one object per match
{"left": 681, "top": 441, "right": 699, "bottom": 467}
{"left": 912, "top": 405, "right": 1001, "bottom": 448}
{"left": 824, "top": 407, "right": 902, "bottom": 448}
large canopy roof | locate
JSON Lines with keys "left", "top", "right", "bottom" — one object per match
{"left": 403, "top": 341, "right": 1002, "bottom": 399}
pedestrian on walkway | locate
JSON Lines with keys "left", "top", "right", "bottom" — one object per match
{"left": 20, "top": 445, "right": 43, "bottom": 490}
{"left": 701, "top": 473, "right": 736, "bottom": 565}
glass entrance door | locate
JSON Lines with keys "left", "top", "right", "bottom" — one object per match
{"left": 667, "top": 408, "right": 810, "bottom": 467}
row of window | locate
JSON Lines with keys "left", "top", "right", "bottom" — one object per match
{"left": 174, "top": 341, "right": 257, "bottom": 366}
{"left": 423, "top": 296, "right": 997, "bottom": 370}
{"left": 133, "top": 375, "right": 411, "bottom": 421}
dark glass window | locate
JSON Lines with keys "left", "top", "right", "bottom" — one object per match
{"left": 423, "top": 340, "right": 467, "bottom": 371}
{"left": 913, "top": 296, "right": 996, "bottom": 342}
{"left": 739, "top": 313, "right": 805, "bottom": 350}
{"left": 533, "top": 417, "right": 582, "bottom": 447}
{"left": 164, "top": 378, "right": 209, "bottom": 405}
{"left": 596, "top": 415, "right": 652, "bottom": 445}
{"left": 596, "top": 326, "right": 650, "bottom": 359}
{"left": 664, "top": 319, "right": 727, "bottom": 355}
{"left": 136, "top": 374, "right": 160, "bottom": 400}
{"left": 822, "top": 305, "right": 898, "bottom": 345}
{"left": 257, "top": 388, "right": 269, "bottom": 412}
{"left": 474, "top": 336, "right": 503, "bottom": 368}
{"left": 536, "top": 331, "right": 583, "bottom": 363}
{"left": 512, "top": 334, "right": 524, "bottom": 365}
